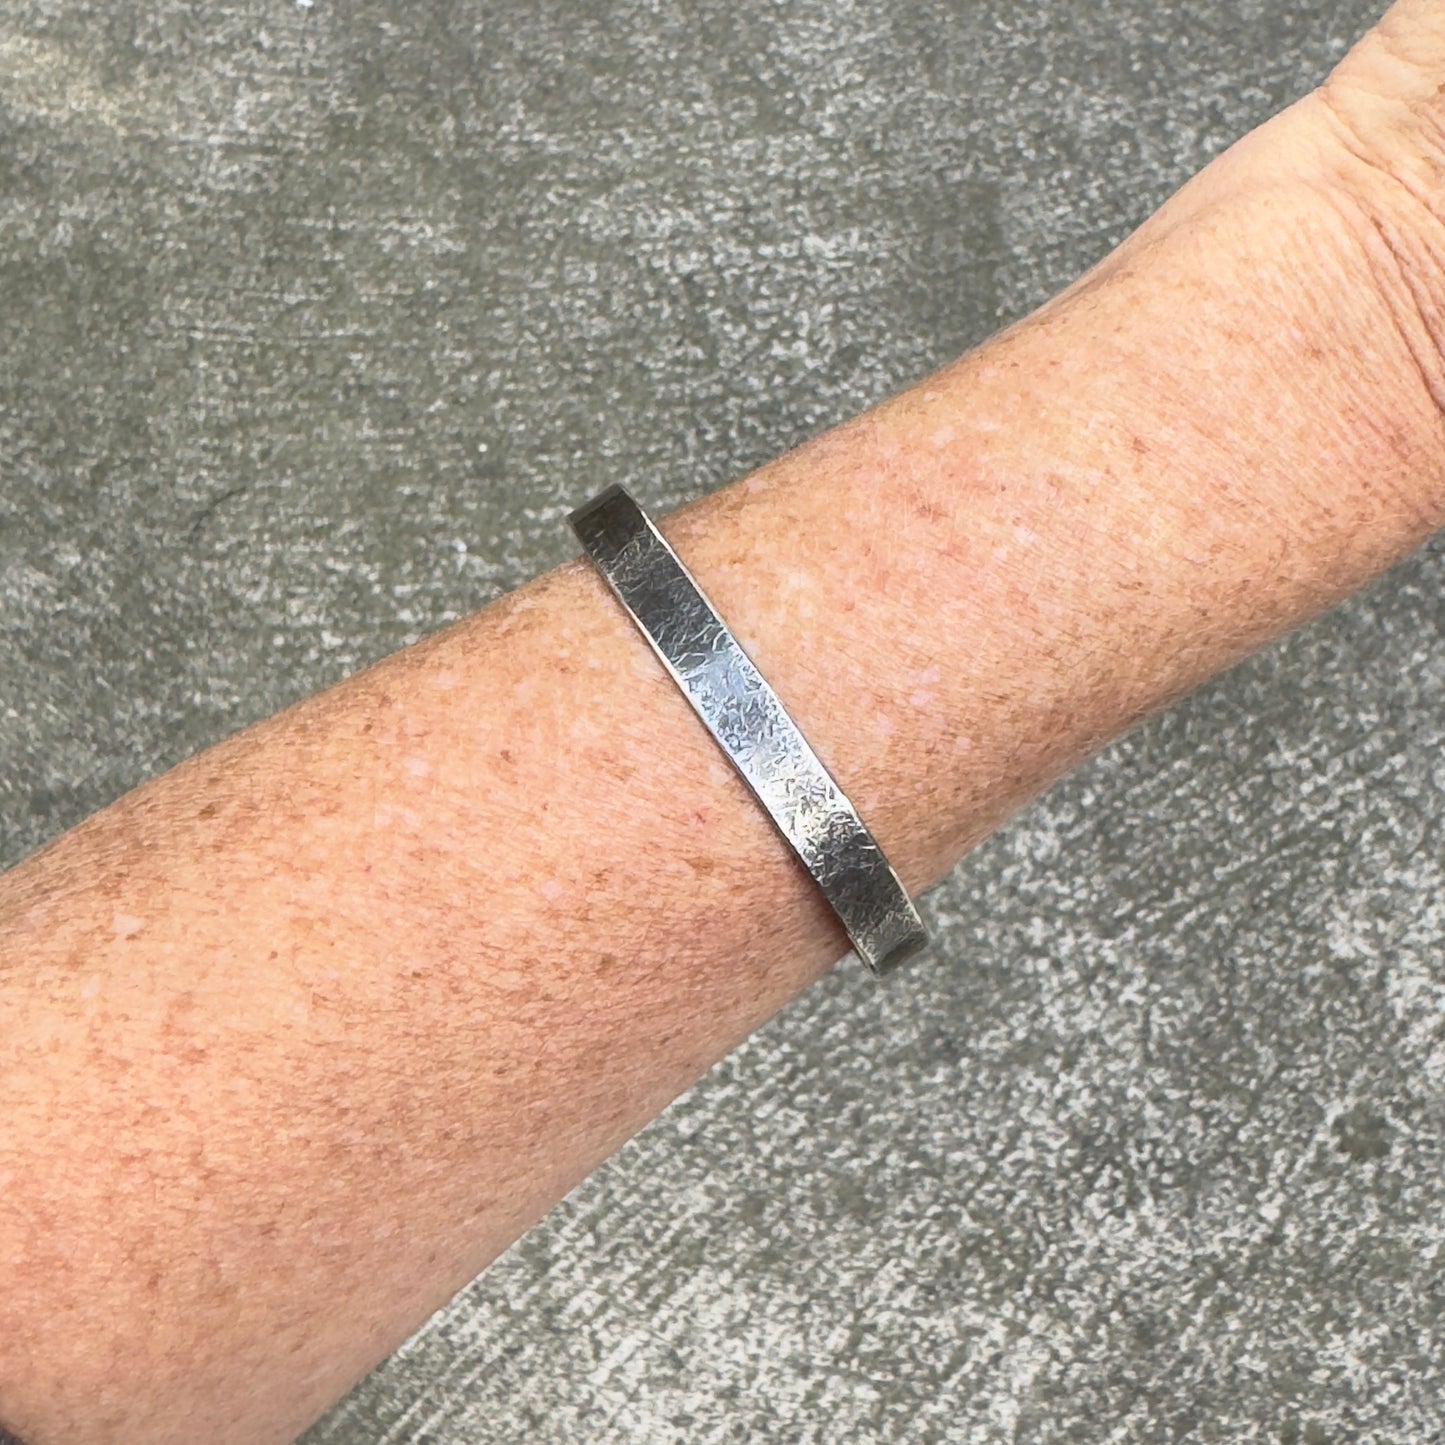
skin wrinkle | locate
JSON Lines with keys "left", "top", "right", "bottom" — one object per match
{"left": 3, "top": 6, "right": 1445, "bottom": 1442}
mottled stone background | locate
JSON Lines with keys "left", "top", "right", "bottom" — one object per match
{"left": 2, "top": 0, "right": 1441, "bottom": 1441}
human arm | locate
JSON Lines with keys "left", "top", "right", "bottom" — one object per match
{"left": 4, "top": 3, "right": 1445, "bottom": 1441}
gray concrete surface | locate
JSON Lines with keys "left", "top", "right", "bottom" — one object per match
{"left": 3, "top": 0, "right": 1441, "bottom": 1441}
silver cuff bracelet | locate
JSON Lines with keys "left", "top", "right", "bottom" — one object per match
{"left": 569, "top": 483, "right": 927, "bottom": 976}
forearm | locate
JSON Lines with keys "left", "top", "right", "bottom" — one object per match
{"left": 3, "top": 17, "right": 1445, "bottom": 1444}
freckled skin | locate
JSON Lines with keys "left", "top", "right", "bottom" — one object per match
{"left": 4, "top": 7, "right": 1445, "bottom": 1442}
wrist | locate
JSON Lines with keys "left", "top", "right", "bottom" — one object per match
{"left": 1279, "top": 0, "right": 1445, "bottom": 534}
{"left": 664, "top": 73, "right": 1445, "bottom": 895}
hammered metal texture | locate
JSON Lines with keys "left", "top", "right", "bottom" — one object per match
{"left": 7, "top": 4, "right": 1442, "bottom": 1440}
{"left": 570, "top": 484, "right": 927, "bottom": 975}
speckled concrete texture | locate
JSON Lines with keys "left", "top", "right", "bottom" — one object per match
{"left": 2, "top": 1, "right": 1440, "bottom": 1441}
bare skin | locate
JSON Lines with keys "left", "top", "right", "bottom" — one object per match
{"left": 3, "top": 3, "right": 1445, "bottom": 1440}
